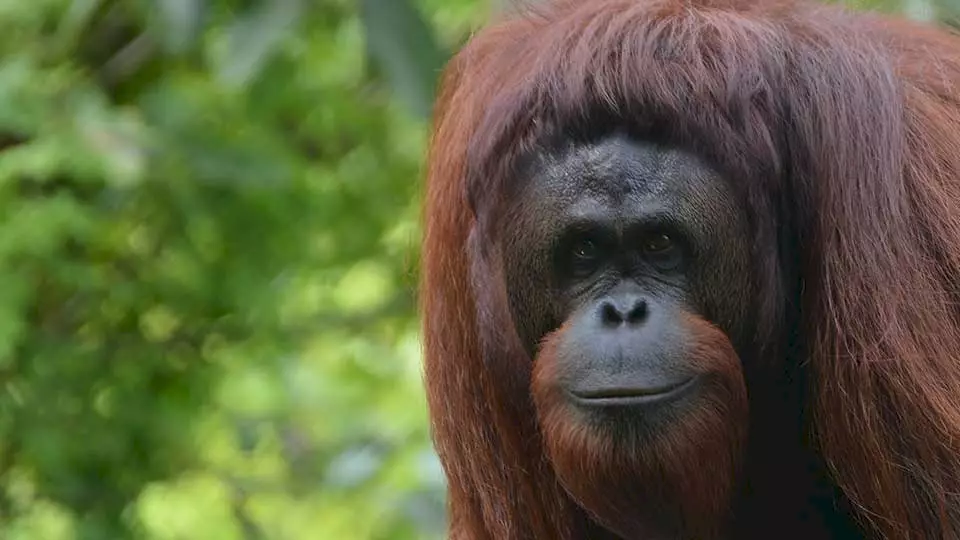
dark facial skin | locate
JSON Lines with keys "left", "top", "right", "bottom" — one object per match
{"left": 501, "top": 133, "right": 755, "bottom": 414}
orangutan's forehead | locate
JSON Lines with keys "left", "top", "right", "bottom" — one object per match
{"left": 524, "top": 134, "right": 728, "bottom": 214}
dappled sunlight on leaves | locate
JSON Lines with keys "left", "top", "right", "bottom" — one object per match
{"left": 0, "top": 0, "right": 483, "bottom": 538}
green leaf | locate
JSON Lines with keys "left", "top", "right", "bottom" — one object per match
{"left": 208, "top": 0, "right": 302, "bottom": 88}
{"left": 152, "top": 0, "right": 207, "bottom": 54}
{"left": 359, "top": 0, "right": 447, "bottom": 119}
{"left": 55, "top": 0, "right": 103, "bottom": 51}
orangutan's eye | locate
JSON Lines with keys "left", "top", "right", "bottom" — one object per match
{"left": 573, "top": 238, "right": 599, "bottom": 261}
{"left": 567, "top": 236, "right": 604, "bottom": 278}
{"left": 642, "top": 232, "right": 674, "bottom": 254}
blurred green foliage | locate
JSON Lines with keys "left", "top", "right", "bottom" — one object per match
{"left": 0, "top": 0, "right": 488, "bottom": 538}
{"left": 0, "top": 0, "right": 954, "bottom": 538}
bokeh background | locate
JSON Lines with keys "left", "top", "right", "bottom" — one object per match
{"left": 0, "top": 0, "right": 956, "bottom": 539}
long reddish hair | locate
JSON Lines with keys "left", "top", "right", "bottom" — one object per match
{"left": 421, "top": 0, "right": 960, "bottom": 538}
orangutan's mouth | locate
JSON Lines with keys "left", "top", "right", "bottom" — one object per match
{"left": 567, "top": 376, "right": 699, "bottom": 406}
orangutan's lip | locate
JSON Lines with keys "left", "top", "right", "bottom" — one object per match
{"left": 566, "top": 376, "right": 698, "bottom": 407}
